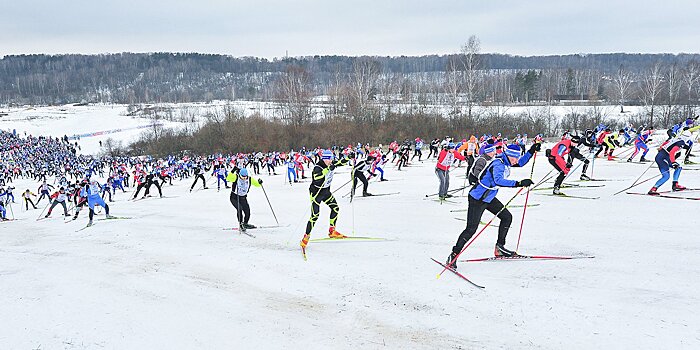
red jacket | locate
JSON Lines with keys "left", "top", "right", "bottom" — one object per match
{"left": 436, "top": 149, "right": 466, "bottom": 171}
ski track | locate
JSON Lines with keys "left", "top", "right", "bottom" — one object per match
{"left": 1, "top": 108, "right": 700, "bottom": 349}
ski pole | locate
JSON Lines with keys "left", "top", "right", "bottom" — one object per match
{"left": 424, "top": 185, "right": 469, "bottom": 198}
{"left": 611, "top": 156, "right": 657, "bottom": 196}
{"left": 260, "top": 184, "right": 279, "bottom": 226}
{"left": 36, "top": 202, "right": 50, "bottom": 220}
{"left": 439, "top": 187, "right": 526, "bottom": 278}
{"left": 612, "top": 169, "right": 668, "bottom": 196}
{"left": 516, "top": 151, "right": 537, "bottom": 252}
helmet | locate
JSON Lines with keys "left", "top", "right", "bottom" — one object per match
{"left": 570, "top": 135, "right": 582, "bottom": 144}
{"left": 239, "top": 168, "right": 249, "bottom": 177}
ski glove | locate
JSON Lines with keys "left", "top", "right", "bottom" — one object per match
{"left": 671, "top": 162, "right": 680, "bottom": 169}
{"left": 565, "top": 162, "right": 573, "bottom": 168}
{"left": 528, "top": 143, "right": 541, "bottom": 154}
{"left": 583, "top": 159, "right": 590, "bottom": 165}
{"left": 516, "top": 179, "right": 534, "bottom": 187}
{"left": 258, "top": 179, "right": 263, "bottom": 185}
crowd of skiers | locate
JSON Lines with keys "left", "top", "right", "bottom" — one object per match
{"left": 1, "top": 115, "right": 698, "bottom": 266}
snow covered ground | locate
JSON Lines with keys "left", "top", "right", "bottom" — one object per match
{"left": 1, "top": 104, "right": 699, "bottom": 349}
{"left": 2, "top": 147, "right": 700, "bottom": 349}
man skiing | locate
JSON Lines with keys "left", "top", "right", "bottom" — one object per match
{"left": 226, "top": 167, "right": 263, "bottom": 231}
{"left": 300, "top": 150, "right": 353, "bottom": 253}
{"left": 648, "top": 130, "right": 693, "bottom": 195}
{"left": 546, "top": 135, "right": 591, "bottom": 194}
{"left": 446, "top": 144, "right": 535, "bottom": 269}
{"left": 435, "top": 142, "right": 466, "bottom": 200}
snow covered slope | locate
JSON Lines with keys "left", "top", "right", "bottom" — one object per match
{"left": 1, "top": 150, "right": 699, "bottom": 349}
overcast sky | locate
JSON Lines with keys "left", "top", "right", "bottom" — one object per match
{"left": 2, "top": 0, "right": 699, "bottom": 58}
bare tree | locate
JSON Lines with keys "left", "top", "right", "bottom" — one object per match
{"left": 613, "top": 66, "right": 634, "bottom": 113}
{"left": 461, "top": 35, "right": 481, "bottom": 119}
{"left": 276, "top": 65, "right": 313, "bottom": 125}
{"left": 683, "top": 60, "right": 700, "bottom": 116}
{"left": 445, "top": 55, "right": 463, "bottom": 116}
{"left": 642, "top": 62, "right": 663, "bottom": 126}
{"left": 349, "top": 57, "right": 381, "bottom": 117}
{"left": 664, "top": 63, "right": 682, "bottom": 124}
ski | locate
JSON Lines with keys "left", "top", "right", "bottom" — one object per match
{"left": 75, "top": 223, "right": 95, "bottom": 232}
{"left": 573, "top": 178, "right": 625, "bottom": 182}
{"left": 354, "top": 192, "right": 400, "bottom": 198}
{"left": 627, "top": 192, "right": 700, "bottom": 200}
{"left": 308, "top": 236, "right": 388, "bottom": 242}
{"left": 430, "top": 258, "right": 485, "bottom": 289}
{"left": 460, "top": 254, "right": 595, "bottom": 262}
{"left": 538, "top": 193, "right": 600, "bottom": 200}
{"left": 534, "top": 184, "right": 604, "bottom": 191}
{"left": 98, "top": 216, "right": 133, "bottom": 220}
{"left": 222, "top": 224, "right": 290, "bottom": 231}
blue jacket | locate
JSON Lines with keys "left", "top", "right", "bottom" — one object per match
{"left": 469, "top": 152, "right": 533, "bottom": 203}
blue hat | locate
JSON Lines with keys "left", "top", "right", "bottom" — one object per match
{"left": 447, "top": 142, "right": 456, "bottom": 149}
{"left": 504, "top": 144, "right": 521, "bottom": 158}
{"left": 482, "top": 143, "right": 496, "bottom": 154}
{"left": 239, "top": 168, "right": 249, "bottom": 177}
{"left": 321, "top": 150, "right": 334, "bottom": 160}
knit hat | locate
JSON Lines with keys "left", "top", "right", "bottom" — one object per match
{"left": 239, "top": 168, "right": 249, "bottom": 177}
{"left": 321, "top": 150, "right": 334, "bottom": 160}
{"left": 504, "top": 144, "right": 522, "bottom": 158}
{"left": 482, "top": 143, "right": 496, "bottom": 154}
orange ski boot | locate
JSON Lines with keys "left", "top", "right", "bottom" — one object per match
{"left": 328, "top": 226, "right": 347, "bottom": 239}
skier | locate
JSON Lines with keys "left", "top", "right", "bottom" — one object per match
{"left": 411, "top": 138, "right": 424, "bottom": 161}
{"left": 628, "top": 129, "right": 653, "bottom": 162}
{"left": 446, "top": 144, "right": 535, "bottom": 269}
{"left": 648, "top": 130, "right": 693, "bottom": 195}
{"left": 189, "top": 163, "right": 209, "bottom": 191}
{"left": 546, "top": 135, "right": 591, "bottom": 194}
{"left": 83, "top": 180, "right": 114, "bottom": 226}
{"left": 36, "top": 180, "right": 54, "bottom": 205}
{"left": 22, "top": 189, "right": 37, "bottom": 210}
{"left": 351, "top": 154, "right": 375, "bottom": 197}
{"left": 435, "top": 142, "right": 466, "bottom": 200}
{"left": 44, "top": 187, "right": 70, "bottom": 218}
{"left": 226, "top": 167, "right": 263, "bottom": 230}
{"left": 300, "top": 150, "right": 353, "bottom": 251}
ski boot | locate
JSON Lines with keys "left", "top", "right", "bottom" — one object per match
{"left": 446, "top": 252, "right": 458, "bottom": 270}
{"left": 627, "top": 158, "right": 633, "bottom": 162}
{"left": 106, "top": 214, "right": 115, "bottom": 219}
{"left": 362, "top": 192, "right": 373, "bottom": 197}
{"left": 640, "top": 156, "right": 648, "bottom": 162}
{"left": 328, "top": 226, "right": 347, "bottom": 239}
{"left": 647, "top": 187, "right": 659, "bottom": 196}
{"left": 87, "top": 220, "right": 93, "bottom": 227}
{"left": 243, "top": 223, "right": 256, "bottom": 229}
{"left": 495, "top": 244, "right": 516, "bottom": 257}
{"left": 672, "top": 182, "right": 687, "bottom": 192}
{"left": 552, "top": 186, "right": 563, "bottom": 195}
{"left": 445, "top": 193, "right": 454, "bottom": 198}
{"left": 580, "top": 174, "right": 591, "bottom": 181}
{"left": 300, "top": 234, "right": 310, "bottom": 249}
{"left": 380, "top": 178, "right": 388, "bottom": 181}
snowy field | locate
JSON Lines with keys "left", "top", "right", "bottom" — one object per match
{"left": 1, "top": 105, "right": 700, "bottom": 349}
{"left": 0, "top": 102, "right": 652, "bottom": 155}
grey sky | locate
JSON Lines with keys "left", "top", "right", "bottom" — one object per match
{"left": 2, "top": 0, "right": 699, "bottom": 58}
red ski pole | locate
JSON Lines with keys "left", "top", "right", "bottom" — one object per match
{"left": 516, "top": 151, "right": 538, "bottom": 252}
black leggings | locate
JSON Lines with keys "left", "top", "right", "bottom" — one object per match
{"left": 305, "top": 187, "right": 339, "bottom": 235}
{"left": 353, "top": 171, "right": 369, "bottom": 194}
{"left": 452, "top": 196, "right": 512, "bottom": 254}
{"left": 230, "top": 193, "right": 251, "bottom": 224}
{"left": 190, "top": 174, "right": 206, "bottom": 190}
{"left": 548, "top": 156, "right": 567, "bottom": 188}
